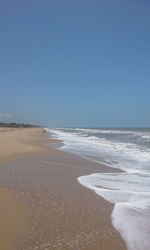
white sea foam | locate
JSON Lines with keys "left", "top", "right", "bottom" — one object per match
{"left": 78, "top": 172, "right": 150, "bottom": 250}
{"left": 45, "top": 128, "right": 150, "bottom": 250}
{"left": 45, "top": 128, "right": 150, "bottom": 172}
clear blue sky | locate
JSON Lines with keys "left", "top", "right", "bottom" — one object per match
{"left": 0, "top": 0, "right": 150, "bottom": 127}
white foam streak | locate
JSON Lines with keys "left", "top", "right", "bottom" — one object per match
{"left": 112, "top": 201, "right": 150, "bottom": 250}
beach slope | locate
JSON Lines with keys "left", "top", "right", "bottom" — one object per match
{"left": 0, "top": 128, "right": 126, "bottom": 249}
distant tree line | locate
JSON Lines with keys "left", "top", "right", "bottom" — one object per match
{"left": 0, "top": 122, "right": 37, "bottom": 128}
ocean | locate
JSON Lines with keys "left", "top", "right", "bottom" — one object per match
{"left": 45, "top": 128, "right": 150, "bottom": 250}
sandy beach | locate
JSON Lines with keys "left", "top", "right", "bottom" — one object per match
{"left": 0, "top": 127, "right": 126, "bottom": 250}
{"left": 0, "top": 127, "right": 57, "bottom": 163}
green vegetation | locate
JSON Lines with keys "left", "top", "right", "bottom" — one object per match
{"left": 0, "top": 122, "right": 37, "bottom": 128}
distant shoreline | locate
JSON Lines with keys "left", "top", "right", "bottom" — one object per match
{"left": 0, "top": 122, "right": 38, "bottom": 128}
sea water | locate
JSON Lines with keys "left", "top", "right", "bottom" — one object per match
{"left": 45, "top": 128, "right": 150, "bottom": 250}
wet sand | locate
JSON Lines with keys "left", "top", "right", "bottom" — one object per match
{"left": 0, "top": 128, "right": 127, "bottom": 249}
{"left": 0, "top": 187, "right": 28, "bottom": 250}
{"left": 0, "top": 127, "right": 59, "bottom": 250}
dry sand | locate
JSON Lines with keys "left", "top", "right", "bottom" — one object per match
{"left": 0, "top": 127, "right": 127, "bottom": 250}
{"left": 0, "top": 127, "right": 58, "bottom": 163}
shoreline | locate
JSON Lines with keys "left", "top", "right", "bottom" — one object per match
{"left": 0, "top": 127, "right": 126, "bottom": 250}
